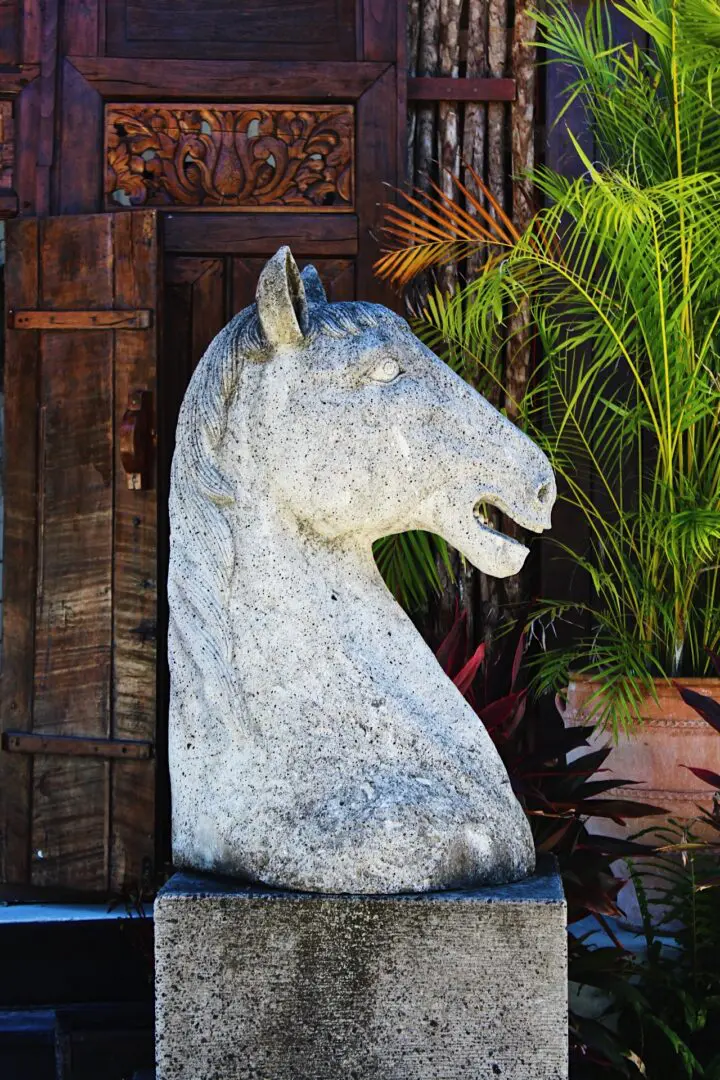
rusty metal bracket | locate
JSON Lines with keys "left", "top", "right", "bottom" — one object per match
{"left": 2, "top": 731, "right": 154, "bottom": 760}
{"left": 8, "top": 309, "right": 153, "bottom": 330}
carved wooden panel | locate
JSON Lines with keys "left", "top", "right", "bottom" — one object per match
{"left": 105, "top": 104, "right": 354, "bottom": 212}
{"left": 0, "top": 100, "right": 14, "bottom": 190}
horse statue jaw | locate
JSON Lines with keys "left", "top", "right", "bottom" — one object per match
{"left": 168, "top": 246, "right": 556, "bottom": 894}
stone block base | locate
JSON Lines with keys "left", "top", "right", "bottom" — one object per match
{"left": 155, "top": 859, "right": 567, "bottom": 1080}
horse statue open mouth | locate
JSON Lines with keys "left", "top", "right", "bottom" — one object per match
{"left": 168, "top": 246, "right": 556, "bottom": 894}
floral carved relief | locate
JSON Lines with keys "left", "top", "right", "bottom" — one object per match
{"left": 105, "top": 104, "right": 354, "bottom": 211}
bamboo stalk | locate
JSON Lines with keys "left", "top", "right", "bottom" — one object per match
{"left": 463, "top": 0, "right": 489, "bottom": 280}
{"left": 416, "top": 0, "right": 440, "bottom": 191}
{"left": 506, "top": 0, "right": 536, "bottom": 424}
{"left": 407, "top": 0, "right": 421, "bottom": 182}
{"left": 504, "top": 0, "right": 537, "bottom": 611}
{"left": 437, "top": 0, "right": 462, "bottom": 293}
{"left": 487, "top": 0, "right": 508, "bottom": 214}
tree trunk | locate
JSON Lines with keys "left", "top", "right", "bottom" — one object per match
{"left": 463, "top": 0, "right": 489, "bottom": 281}
{"left": 416, "top": 0, "right": 440, "bottom": 190}
{"left": 503, "top": 0, "right": 537, "bottom": 612}
{"left": 407, "top": 0, "right": 421, "bottom": 182}
{"left": 437, "top": 0, "right": 462, "bottom": 294}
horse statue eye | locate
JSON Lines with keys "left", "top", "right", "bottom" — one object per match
{"left": 370, "top": 359, "right": 403, "bottom": 384}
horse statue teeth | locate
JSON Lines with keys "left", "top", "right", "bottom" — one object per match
{"left": 168, "top": 245, "right": 556, "bottom": 893}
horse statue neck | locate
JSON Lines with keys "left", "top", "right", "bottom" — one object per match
{"left": 228, "top": 486, "right": 425, "bottom": 701}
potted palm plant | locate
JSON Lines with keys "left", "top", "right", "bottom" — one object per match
{"left": 375, "top": 0, "right": 720, "bottom": 813}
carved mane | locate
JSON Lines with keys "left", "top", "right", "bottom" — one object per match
{"left": 168, "top": 293, "right": 382, "bottom": 734}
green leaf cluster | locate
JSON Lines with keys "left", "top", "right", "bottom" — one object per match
{"left": 414, "top": 0, "right": 720, "bottom": 733}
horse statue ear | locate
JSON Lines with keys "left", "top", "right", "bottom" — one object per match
{"left": 300, "top": 264, "right": 327, "bottom": 305}
{"left": 255, "top": 246, "right": 309, "bottom": 346}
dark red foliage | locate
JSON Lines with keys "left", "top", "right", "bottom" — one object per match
{"left": 435, "top": 611, "right": 663, "bottom": 923}
{"left": 676, "top": 685, "right": 720, "bottom": 734}
{"left": 435, "top": 612, "right": 664, "bottom": 1076}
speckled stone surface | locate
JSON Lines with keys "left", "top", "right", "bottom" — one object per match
{"left": 168, "top": 246, "right": 556, "bottom": 893}
{"left": 154, "top": 860, "right": 568, "bottom": 1080}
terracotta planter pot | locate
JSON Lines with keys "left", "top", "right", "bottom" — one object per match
{"left": 563, "top": 674, "right": 720, "bottom": 821}
{"left": 563, "top": 675, "right": 720, "bottom": 926}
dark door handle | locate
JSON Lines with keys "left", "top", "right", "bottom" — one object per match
{"left": 120, "top": 389, "right": 154, "bottom": 490}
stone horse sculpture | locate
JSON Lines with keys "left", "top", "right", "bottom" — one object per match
{"left": 168, "top": 246, "right": 556, "bottom": 894}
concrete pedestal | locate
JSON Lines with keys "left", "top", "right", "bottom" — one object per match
{"left": 155, "top": 859, "right": 568, "bottom": 1080}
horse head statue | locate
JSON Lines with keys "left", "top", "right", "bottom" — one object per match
{"left": 168, "top": 246, "right": 555, "bottom": 893}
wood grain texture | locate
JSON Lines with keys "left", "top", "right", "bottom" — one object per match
{"left": 105, "top": 103, "right": 354, "bottom": 212}
{"left": 105, "top": 0, "right": 357, "bottom": 61}
{"left": 0, "top": 217, "right": 40, "bottom": 884}
{"left": 0, "top": 100, "right": 14, "bottom": 191}
{"left": 69, "top": 56, "right": 389, "bottom": 101}
{"left": 0, "top": 0, "right": 20, "bottom": 64}
{"left": 36, "top": 0, "right": 59, "bottom": 215}
{"left": 22, "top": 0, "right": 41, "bottom": 64}
{"left": 408, "top": 76, "right": 515, "bottom": 100}
{"left": 61, "top": 0, "right": 99, "bottom": 55}
{"left": 30, "top": 757, "right": 110, "bottom": 888}
{"left": 31, "top": 216, "right": 115, "bottom": 885}
{"left": 55, "top": 58, "right": 103, "bottom": 214}
{"left": 14, "top": 78, "right": 39, "bottom": 216}
{"left": 0, "top": 65, "right": 40, "bottom": 93}
{"left": 164, "top": 212, "right": 359, "bottom": 255}
{"left": 362, "top": 0, "right": 396, "bottom": 62}
{"left": 111, "top": 210, "right": 159, "bottom": 892}
{"left": 2, "top": 212, "right": 161, "bottom": 893}
{"left": 356, "top": 68, "right": 398, "bottom": 305}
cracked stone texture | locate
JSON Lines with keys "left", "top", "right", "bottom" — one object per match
{"left": 168, "top": 246, "right": 556, "bottom": 893}
{"left": 154, "top": 862, "right": 568, "bottom": 1080}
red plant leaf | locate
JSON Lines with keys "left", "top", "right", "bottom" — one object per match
{"left": 435, "top": 608, "right": 466, "bottom": 679}
{"left": 510, "top": 632, "right": 525, "bottom": 692}
{"left": 453, "top": 642, "right": 485, "bottom": 696}
{"left": 478, "top": 689, "right": 527, "bottom": 731}
{"left": 681, "top": 764, "right": 720, "bottom": 788}
{"left": 676, "top": 685, "right": 720, "bottom": 733}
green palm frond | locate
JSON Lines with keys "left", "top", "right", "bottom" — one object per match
{"left": 373, "top": 531, "right": 454, "bottom": 610}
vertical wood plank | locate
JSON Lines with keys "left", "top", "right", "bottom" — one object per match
{"left": 0, "top": 0, "right": 20, "bottom": 64}
{"left": 0, "top": 217, "right": 39, "bottom": 884}
{"left": 362, "top": 0, "right": 396, "bottom": 61}
{"left": 356, "top": 67, "right": 398, "bottom": 305}
{"left": 111, "top": 210, "right": 158, "bottom": 893}
{"left": 22, "top": 0, "right": 41, "bottom": 64}
{"left": 190, "top": 259, "right": 225, "bottom": 370}
{"left": 15, "top": 77, "right": 39, "bottom": 216}
{"left": 61, "top": 0, "right": 99, "bottom": 55}
{"left": 55, "top": 59, "right": 103, "bottom": 214}
{"left": 30, "top": 215, "right": 114, "bottom": 890}
{"left": 36, "top": 0, "right": 59, "bottom": 215}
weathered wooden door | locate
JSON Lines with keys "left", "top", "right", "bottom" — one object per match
{"left": 1, "top": 211, "right": 159, "bottom": 894}
{"left": 0, "top": 1, "right": 404, "bottom": 893}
